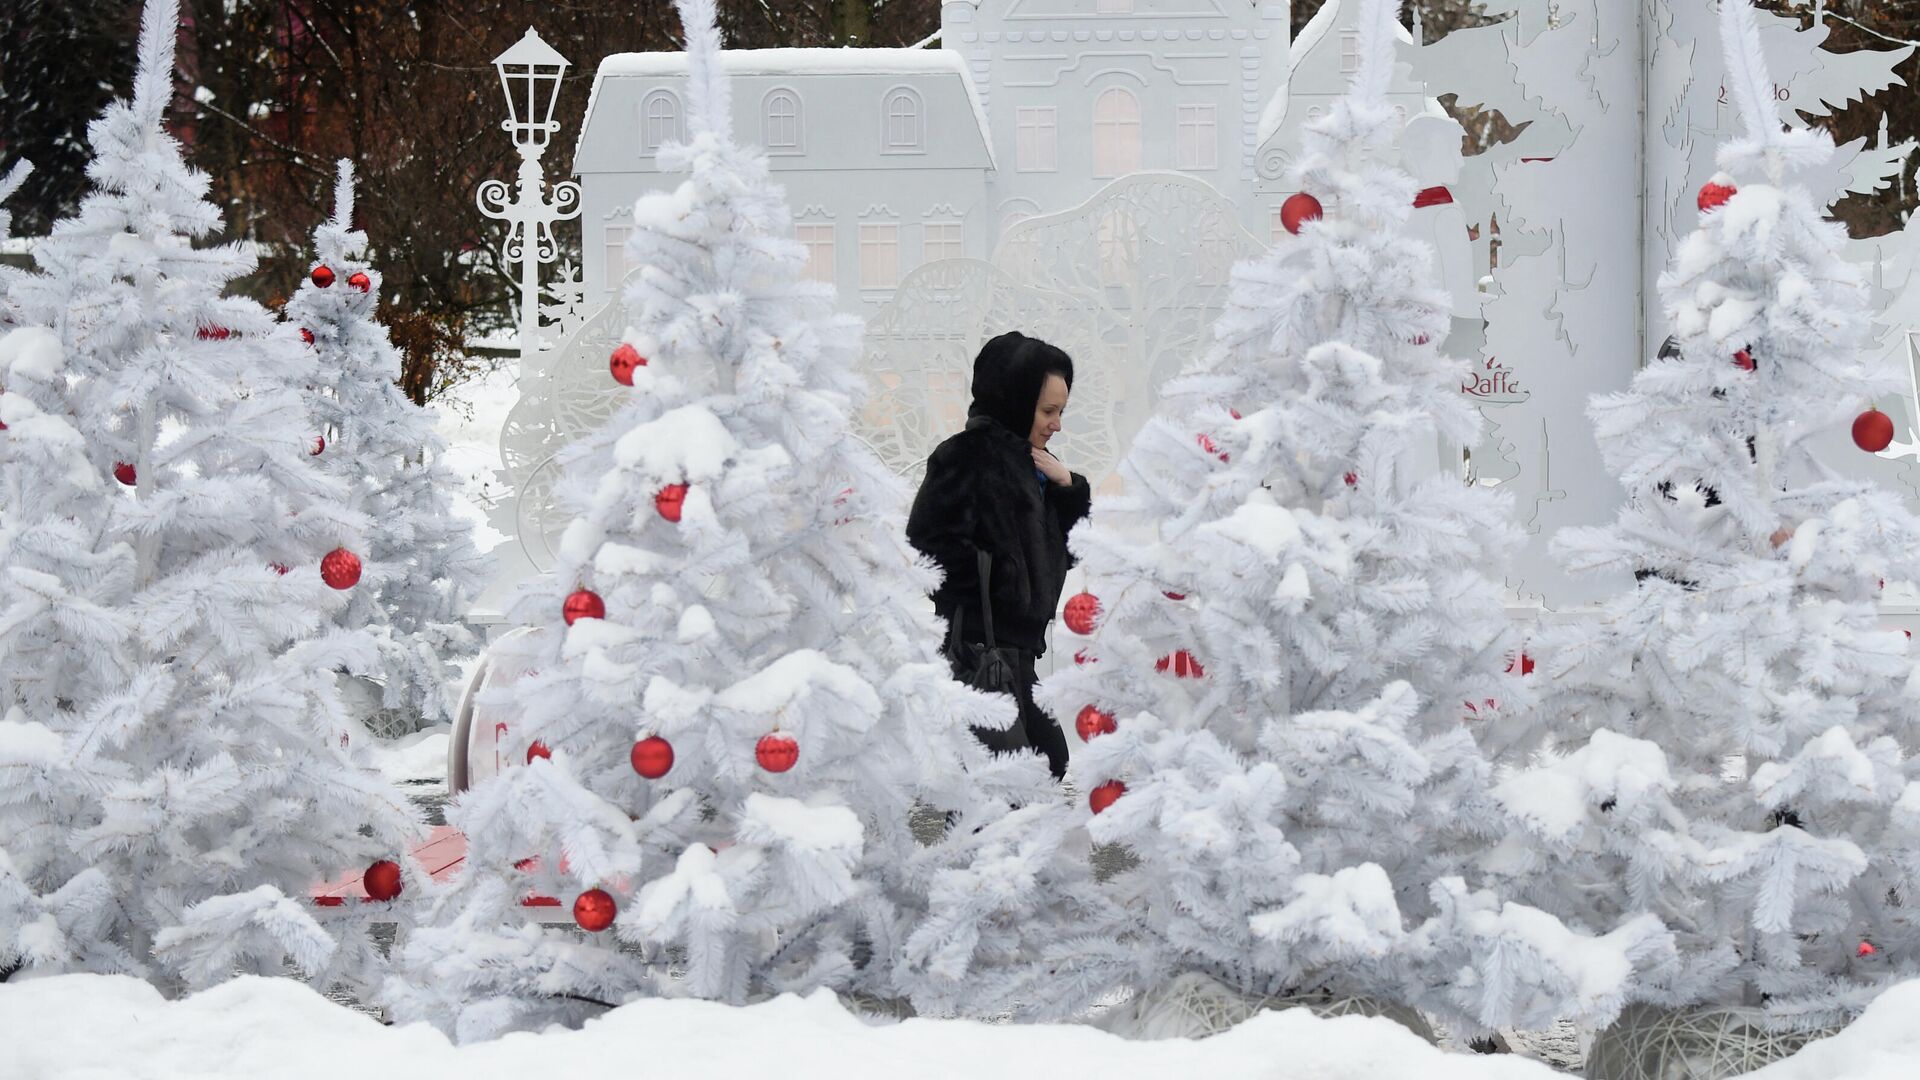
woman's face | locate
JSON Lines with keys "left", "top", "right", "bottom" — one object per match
{"left": 1030, "top": 374, "right": 1069, "bottom": 450}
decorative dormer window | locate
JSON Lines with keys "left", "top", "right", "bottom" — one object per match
{"left": 764, "top": 88, "right": 802, "bottom": 151}
{"left": 640, "top": 89, "right": 682, "bottom": 155}
{"left": 883, "top": 87, "right": 923, "bottom": 152}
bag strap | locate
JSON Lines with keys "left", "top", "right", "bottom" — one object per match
{"left": 975, "top": 549, "right": 997, "bottom": 649}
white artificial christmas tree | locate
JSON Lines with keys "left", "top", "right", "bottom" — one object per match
{"left": 384, "top": 0, "right": 1116, "bottom": 1041}
{"left": 0, "top": 0, "right": 421, "bottom": 996}
{"left": 1035, "top": 0, "right": 1668, "bottom": 1038}
{"left": 0, "top": 159, "right": 32, "bottom": 327}
{"left": 285, "top": 161, "right": 485, "bottom": 735}
{"left": 1497, "top": 0, "right": 1920, "bottom": 1032}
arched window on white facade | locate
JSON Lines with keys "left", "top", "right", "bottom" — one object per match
{"left": 764, "top": 89, "right": 802, "bottom": 151}
{"left": 883, "top": 88, "right": 922, "bottom": 151}
{"left": 640, "top": 90, "right": 682, "bottom": 155}
{"left": 1093, "top": 87, "right": 1142, "bottom": 178}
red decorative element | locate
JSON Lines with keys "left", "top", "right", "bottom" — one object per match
{"left": 113, "top": 462, "right": 137, "bottom": 486}
{"left": 1063, "top": 592, "right": 1101, "bottom": 635}
{"left": 755, "top": 733, "right": 799, "bottom": 773}
{"left": 196, "top": 326, "right": 230, "bottom": 341}
{"left": 1858, "top": 940, "right": 1877, "bottom": 958}
{"left": 1462, "top": 698, "right": 1501, "bottom": 720}
{"left": 310, "top": 265, "right": 335, "bottom": 288}
{"left": 1733, "top": 348, "right": 1755, "bottom": 372}
{"left": 1156, "top": 650, "right": 1205, "bottom": 678}
{"left": 1229, "top": 408, "right": 1243, "bottom": 420}
{"left": 1697, "top": 174, "right": 1738, "bottom": 214}
{"left": 347, "top": 271, "right": 371, "bottom": 292}
{"left": 1507, "top": 652, "right": 1536, "bottom": 676}
{"left": 300, "top": 328, "right": 315, "bottom": 345}
{"left": 526, "top": 741, "right": 552, "bottom": 764}
{"left": 1412, "top": 185, "right": 1454, "bottom": 209}
{"left": 609, "top": 343, "right": 646, "bottom": 386}
{"left": 1073, "top": 649, "right": 1096, "bottom": 666}
{"left": 1343, "top": 472, "right": 1358, "bottom": 487}
{"left": 1089, "top": 780, "right": 1127, "bottom": 815}
{"left": 562, "top": 589, "right": 606, "bottom": 626}
{"left": 1412, "top": 334, "right": 1431, "bottom": 346}
{"left": 363, "top": 860, "right": 403, "bottom": 901}
{"left": 310, "top": 435, "right": 325, "bottom": 456}
{"left": 269, "top": 563, "right": 290, "bottom": 576}
{"left": 573, "top": 888, "right": 617, "bottom": 932}
{"left": 320, "top": 548, "right": 362, "bottom": 590}
{"left": 1280, "top": 192, "right": 1323, "bottom": 235}
{"left": 655, "top": 483, "right": 689, "bottom": 522}
{"left": 1197, "top": 433, "right": 1229, "bottom": 462}
{"left": 514, "top": 856, "right": 538, "bottom": 872}
{"left": 1163, "top": 591, "right": 1186, "bottom": 601}
{"left": 1853, "top": 409, "right": 1895, "bottom": 452}
{"left": 631, "top": 735, "right": 674, "bottom": 779}
{"left": 1075, "top": 706, "right": 1117, "bottom": 742}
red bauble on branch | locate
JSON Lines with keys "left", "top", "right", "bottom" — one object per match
{"left": 1507, "top": 651, "right": 1535, "bottom": 676}
{"left": 1163, "top": 591, "right": 1186, "bottom": 601}
{"left": 1073, "top": 648, "right": 1096, "bottom": 666}
{"left": 299, "top": 327, "right": 315, "bottom": 345}
{"left": 609, "top": 343, "right": 647, "bottom": 386}
{"left": 1089, "top": 780, "right": 1127, "bottom": 814}
{"left": 1697, "top": 173, "right": 1738, "bottom": 214}
{"left": 1853, "top": 409, "right": 1894, "bottom": 452}
{"left": 1343, "top": 472, "right": 1358, "bottom": 487}
{"left": 113, "top": 462, "right": 136, "bottom": 487}
{"left": 755, "top": 733, "right": 799, "bottom": 773}
{"left": 656, "top": 483, "right": 689, "bottom": 522}
{"left": 1858, "top": 940, "right": 1877, "bottom": 958}
{"left": 310, "top": 265, "right": 335, "bottom": 288}
{"left": 1063, "top": 592, "right": 1101, "bottom": 635}
{"left": 310, "top": 436, "right": 325, "bottom": 457}
{"left": 1732, "top": 348, "right": 1755, "bottom": 372}
{"left": 526, "top": 741, "right": 552, "bottom": 763}
{"left": 195, "top": 325, "right": 230, "bottom": 341}
{"left": 1075, "top": 706, "right": 1117, "bottom": 742}
{"left": 631, "top": 735, "right": 674, "bottom": 779}
{"left": 320, "top": 548, "right": 362, "bottom": 590}
{"left": 573, "top": 888, "right": 617, "bottom": 932}
{"left": 363, "top": 860, "right": 403, "bottom": 902}
{"left": 562, "top": 588, "right": 606, "bottom": 625}
{"left": 1196, "top": 433, "right": 1229, "bottom": 462}
{"left": 346, "top": 271, "right": 371, "bottom": 292}
{"left": 1156, "top": 650, "right": 1205, "bottom": 679}
{"left": 1279, "top": 192, "right": 1323, "bottom": 235}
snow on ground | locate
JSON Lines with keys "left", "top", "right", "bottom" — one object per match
{"left": 365, "top": 724, "right": 451, "bottom": 786}
{"left": 1746, "top": 980, "right": 1920, "bottom": 1080}
{"left": 431, "top": 359, "right": 518, "bottom": 556}
{"left": 0, "top": 973, "right": 1565, "bottom": 1080}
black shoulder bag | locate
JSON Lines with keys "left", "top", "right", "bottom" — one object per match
{"left": 945, "top": 550, "right": 1033, "bottom": 753}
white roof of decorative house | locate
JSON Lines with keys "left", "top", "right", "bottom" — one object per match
{"left": 575, "top": 48, "right": 995, "bottom": 173}
{"left": 1257, "top": 0, "right": 1426, "bottom": 147}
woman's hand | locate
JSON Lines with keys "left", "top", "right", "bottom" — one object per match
{"left": 1032, "top": 446, "right": 1073, "bottom": 487}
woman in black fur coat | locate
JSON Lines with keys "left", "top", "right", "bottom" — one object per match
{"left": 906, "top": 331, "right": 1091, "bottom": 779}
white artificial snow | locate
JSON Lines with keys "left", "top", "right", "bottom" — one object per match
{"left": 1204, "top": 502, "right": 1304, "bottom": 561}
{"left": 714, "top": 649, "right": 881, "bottom": 722}
{"left": 558, "top": 518, "right": 606, "bottom": 565}
{"left": 1471, "top": 902, "right": 1633, "bottom": 1005}
{"left": 739, "top": 793, "right": 863, "bottom": 854}
{"left": 612, "top": 405, "right": 738, "bottom": 482}
{"left": 1494, "top": 731, "right": 1674, "bottom": 841}
{"left": 364, "top": 726, "right": 451, "bottom": 786}
{"left": 1251, "top": 864, "right": 1405, "bottom": 955}
{"left": 593, "top": 541, "right": 670, "bottom": 577}
{"left": 0, "top": 710, "right": 63, "bottom": 767}
{"left": 677, "top": 604, "right": 716, "bottom": 643}
{"left": 1745, "top": 979, "right": 1920, "bottom": 1080}
{"left": 0, "top": 972, "right": 1588, "bottom": 1080}
{"left": 0, "top": 326, "right": 62, "bottom": 382}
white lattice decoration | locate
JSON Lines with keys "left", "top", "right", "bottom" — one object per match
{"left": 859, "top": 173, "right": 1264, "bottom": 492}
{"left": 1101, "top": 972, "right": 1437, "bottom": 1044}
{"left": 1583, "top": 1004, "right": 1832, "bottom": 1080}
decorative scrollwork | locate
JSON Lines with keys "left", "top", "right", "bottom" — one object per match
{"left": 474, "top": 177, "right": 515, "bottom": 221}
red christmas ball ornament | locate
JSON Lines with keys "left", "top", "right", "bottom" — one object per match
{"left": 755, "top": 733, "right": 800, "bottom": 773}
{"left": 631, "top": 735, "right": 674, "bottom": 779}
{"left": 347, "top": 270, "right": 371, "bottom": 292}
{"left": 1853, "top": 409, "right": 1895, "bottom": 453}
{"left": 113, "top": 462, "right": 137, "bottom": 487}
{"left": 1343, "top": 471, "right": 1358, "bottom": 487}
{"left": 526, "top": 740, "right": 552, "bottom": 763}
{"left": 1163, "top": 591, "right": 1186, "bottom": 601}
{"left": 562, "top": 588, "right": 606, "bottom": 626}
{"left": 573, "top": 888, "right": 617, "bottom": 932}
{"left": 1507, "top": 651, "right": 1536, "bottom": 676}
{"left": 1063, "top": 592, "right": 1102, "bottom": 635}
{"left": 1229, "top": 408, "right": 1243, "bottom": 420}
{"left": 1155, "top": 650, "right": 1205, "bottom": 679}
{"left": 655, "top": 483, "right": 689, "bottom": 522}
{"left": 1196, "top": 433, "right": 1229, "bottom": 462}
{"left": 1073, "top": 648, "right": 1096, "bottom": 666}
{"left": 1412, "top": 333, "right": 1431, "bottom": 346}
{"left": 310, "top": 265, "right": 335, "bottom": 288}
{"left": 1697, "top": 174, "right": 1738, "bottom": 214}
{"left": 320, "top": 548, "right": 362, "bottom": 590}
{"left": 269, "top": 562, "right": 290, "bottom": 576}
{"left": 1088, "top": 780, "right": 1127, "bottom": 815}
{"left": 609, "top": 343, "right": 647, "bottom": 386}
{"left": 363, "top": 859, "right": 403, "bottom": 902}
{"left": 310, "top": 435, "right": 325, "bottom": 457}
{"left": 1732, "top": 348, "right": 1755, "bottom": 372}
{"left": 300, "top": 327, "right": 315, "bottom": 345}
{"left": 1280, "top": 192, "right": 1324, "bottom": 235}
{"left": 196, "top": 325, "right": 230, "bottom": 341}
{"left": 1858, "top": 940, "right": 1877, "bottom": 958}
{"left": 1075, "top": 705, "right": 1117, "bottom": 742}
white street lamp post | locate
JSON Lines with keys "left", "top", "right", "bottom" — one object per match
{"left": 477, "top": 27, "right": 581, "bottom": 367}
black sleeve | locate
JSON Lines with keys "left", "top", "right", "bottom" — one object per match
{"left": 1048, "top": 472, "right": 1092, "bottom": 533}
{"left": 906, "top": 444, "right": 984, "bottom": 599}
